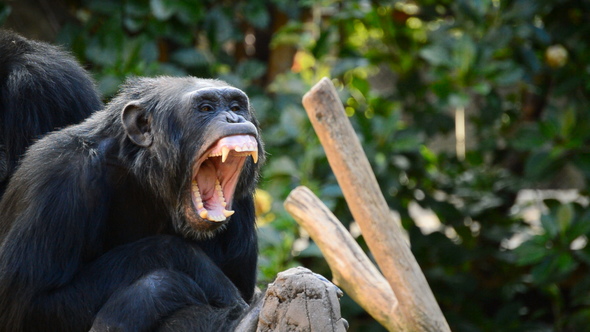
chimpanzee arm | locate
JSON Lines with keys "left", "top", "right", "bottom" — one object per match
{"left": 0, "top": 139, "right": 114, "bottom": 330}
{"left": 82, "top": 236, "right": 246, "bottom": 331}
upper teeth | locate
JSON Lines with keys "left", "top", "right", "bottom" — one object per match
{"left": 212, "top": 142, "right": 258, "bottom": 163}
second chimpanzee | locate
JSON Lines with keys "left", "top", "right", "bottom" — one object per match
{"left": 0, "top": 76, "right": 265, "bottom": 331}
{"left": 0, "top": 30, "right": 102, "bottom": 198}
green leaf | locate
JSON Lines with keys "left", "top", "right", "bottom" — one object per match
{"left": 236, "top": 60, "right": 267, "bottom": 82}
{"left": 453, "top": 35, "right": 476, "bottom": 80}
{"left": 97, "top": 75, "right": 122, "bottom": 97}
{"left": 150, "top": 0, "right": 176, "bottom": 20}
{"left": 572, "top": 153, "right": 590, "bottom": 177}
{"left": 0, "top": 4, "right": 12, "bottom": 25}
{"left": 512, "top": 125, "right": 547, "bottom": 150}
{"left": 514, "top": 239, "right": 548, "bottom": 266}
{"left": 494, "top": 65, "right": 524, "bottom": 85}
{"left": 524, "top": 150, "right": 554, "bottom": 180}
{"left": 540, "top": 213, "right": 559, "bottom": 238}
{"left": 556, "top": 203, "right": 574, "bottom": 235}
{"left": 530, "top": 252, "right": 577, "bottom": 285}
{"left": 124, "top": 16, "right": 144, "bottom": 33}
{"left": 205, "top": 8, "right": 234, "bottom": 45}
{"left": 472, "top": 82, "right": 491, "bottom": 95}
{"left": 312, "top": 28, "right": 333, "bottom": 59}
{"left": 554, "top": 252, "right": 578, "bottom": 276}
{"left": 560, "top": 108, "right": 577, "bottom": 139}
{"left": 139, "top": 41, "right": 159, "bottom": 63}
{"left": 85, "top": 39, "right": 118, "bottom": 67}
{"left": 331, "top": 58, "right": 369, "bottom": 77}
{"left": 420, "top": 45, "right": 451, "bottom": 66}
{"left": 265, "top": 156, "right": 298, "bottom": 177}
{"left": 244, "top": 3, "right": 270, "bottom": 29}
{"left": 171, "top": 48, "right": 208, "bottom": 68}
{"left": 391, "top": 130, "right": 423, "bottom": 152}
{"left": 449, "top": 92, "right": 469, "bottom": 108}
{"left": 298, "top": 242, "right": 324, "bottom": 258}
{"left": 566, "top": 209, "right": 590, "bottom": 242}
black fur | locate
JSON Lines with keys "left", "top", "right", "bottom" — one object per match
{"left": 0, "top": 76, "right": 265, "bottom": 331}
{"left": 0, "top": 30, "right": 102, "bottom": 197}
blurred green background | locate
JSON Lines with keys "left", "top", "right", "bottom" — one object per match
{"left": 3, "top": 0, "right": 590, "bottom": 330}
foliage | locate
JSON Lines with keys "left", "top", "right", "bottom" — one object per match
{"left": 3, "top": 0, "right": 590, "bottom": 330}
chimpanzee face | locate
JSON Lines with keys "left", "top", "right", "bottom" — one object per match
{"left": 121, "top": 78, "right": 265, "bottom": 238}
{"left": 182, "top": 86, "right": 261, "bottom": 233}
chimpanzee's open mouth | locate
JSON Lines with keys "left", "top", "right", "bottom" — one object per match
{"left": 191, "top": 135, "right": 258, "bottom": 223}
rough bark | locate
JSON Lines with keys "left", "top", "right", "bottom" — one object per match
{"left": 255, "top": 267, "right": 348, "bottom": 332}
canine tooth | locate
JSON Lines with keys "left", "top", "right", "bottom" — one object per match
{"left": 197, "top": 202, "right": 204, "bottom": 209}
{"left": 223, "top": 209, "right": 235, "bottom": 217}
{"left": 252, "top": 149, "right": 258, "bottom": 164}
{"left": 221, "top": 146, "right": 230, "bottom": 163}
{"left": 199, "top": 210, "right": 209, "bottom": 219}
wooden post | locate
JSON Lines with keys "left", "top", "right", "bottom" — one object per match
{"left": 299, "top": 77, "right": 450, "bottom": 331}
{"left": 284, "top": 186, "right": 403, "bottom": 331}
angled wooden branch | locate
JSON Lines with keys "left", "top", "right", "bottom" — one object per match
{"left": 297, "top": 77, "right": 450, "bottom": 331}
{"left": 284, "top": 186, "right": 403, "bottom": 331}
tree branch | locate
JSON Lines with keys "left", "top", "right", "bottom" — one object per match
{"left": 284, "top": 186, "right": 402, "bottom": 331}
{"left": 299, "top": 77, "right": 450, "bottom": 331}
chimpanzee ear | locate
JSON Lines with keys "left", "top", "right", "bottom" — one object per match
{"left": 122, "top": 102, "right": 153, "bottom": 147}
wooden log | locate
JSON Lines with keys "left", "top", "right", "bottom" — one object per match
{"left": 284, "top": 186, "right": 403, "bottom": 331}
{"left": 301, "top": 77, "right": 450, "bottom": 332}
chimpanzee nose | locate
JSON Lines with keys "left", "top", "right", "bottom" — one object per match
{"left": 225, "top": 111, "right": 243, "bottom": 123}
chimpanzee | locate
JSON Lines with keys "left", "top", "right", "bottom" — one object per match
{"left": 0, "top": 30, "right": 102, "bottom": 198}
{"left": 0, "top": 75, "right": 265, "bottom": 331}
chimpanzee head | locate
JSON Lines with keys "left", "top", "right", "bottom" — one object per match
{"left": 118, "top": 77, "right": 265, "bottom": 239}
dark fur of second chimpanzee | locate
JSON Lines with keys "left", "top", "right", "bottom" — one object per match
{"left": 0, "top": 76, "right": 265, "bottom": 331}
{"left": 0, "top": 30, "right": 102, "bottom": 198}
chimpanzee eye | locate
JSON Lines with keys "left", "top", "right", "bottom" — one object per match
{"left": 230, "top": 105, "right": 240, "bottom": 112}
{"left": 200, "top": 105, "right": 213, "bottom": 112}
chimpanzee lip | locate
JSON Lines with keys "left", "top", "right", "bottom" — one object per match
{"left": 189, "top": 134, "right": 258, "bottom": 226}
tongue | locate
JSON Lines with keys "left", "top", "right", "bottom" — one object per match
{"left": 192, "top": 135, "right": 257, "bottom": 222}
